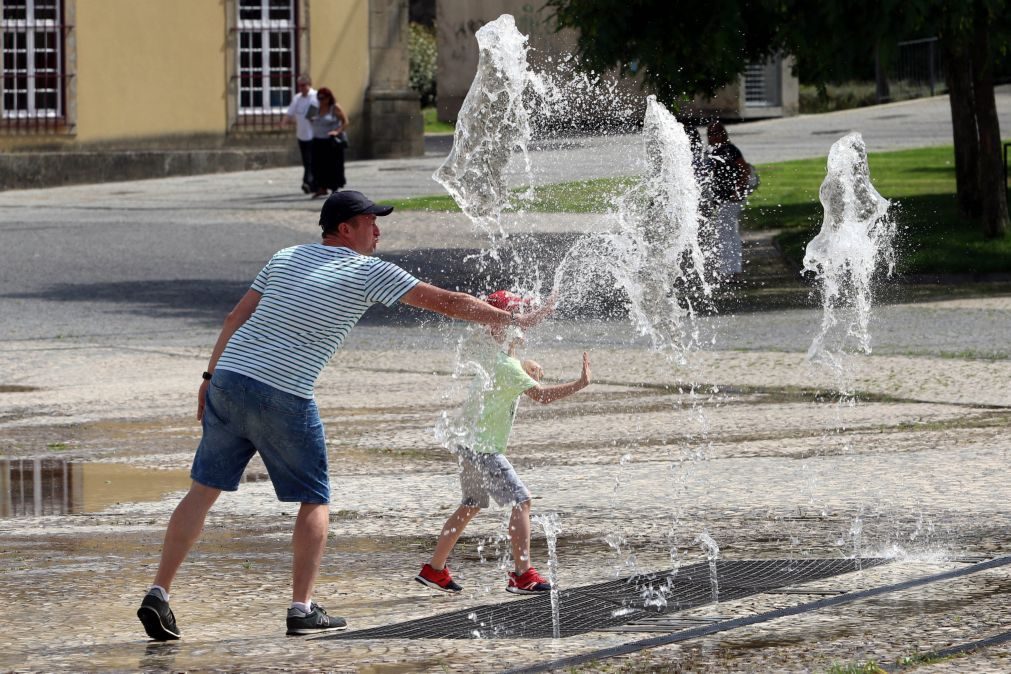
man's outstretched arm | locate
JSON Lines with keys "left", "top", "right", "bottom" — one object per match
{"left": 401, "top": 283, "right": 553, "bottom": 329}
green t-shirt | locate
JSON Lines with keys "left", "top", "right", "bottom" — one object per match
{"left": 473, "top": 351, "right": 538, "bottom": 454}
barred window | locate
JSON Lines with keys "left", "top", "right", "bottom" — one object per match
{"left": 1, "top": 0, "right": 64, "bottom": 128}
{"left": 237, "top": 0, "right": 295, "bottom": 123}
{"left": 744, "top": 64, "right": 771, "bottom": 108}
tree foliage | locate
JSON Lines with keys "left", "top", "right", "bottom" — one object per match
{"left": 408, "top": 22, "right": 438, "bottom": 108}
{"left": 547, "top": 0, "right": 1009, "bottom": 239}
{"left": 545, "top": 0, "right": 782, "bottom": 106}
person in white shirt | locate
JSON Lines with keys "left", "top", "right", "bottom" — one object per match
{"left": 284, "top": 74, "right": 318, "bottom": 194}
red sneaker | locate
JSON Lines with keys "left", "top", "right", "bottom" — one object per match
{"left": 507, "top": 567, "right": 552, "bottom": 594}
{"left": 415, "top": 563, "right": 463, "bottom": 593}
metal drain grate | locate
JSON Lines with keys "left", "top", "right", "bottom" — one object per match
{"left": 326, "top": 558, "right": 889, "bottom": 640}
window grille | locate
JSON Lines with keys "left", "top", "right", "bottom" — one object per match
{"left": 235, "top": 0, "right": 296, "bottom": 129}
{"left": 1, "top": 0, "right": 67, "bottom": 132}
{"left": 744, "top": 63, "right": 771, "bottom": 107}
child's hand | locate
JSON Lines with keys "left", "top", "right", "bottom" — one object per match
{"left": 579, "top": 351, "right": 591, "bottom": 386}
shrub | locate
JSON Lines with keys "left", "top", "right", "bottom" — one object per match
{"left": 409, "top": 22, "right": 437, "bottom": 108}
{"left": 799, "top": 80, "right": 949, "bottom": 114}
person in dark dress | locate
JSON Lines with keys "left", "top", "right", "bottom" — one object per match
{"left": 308, "top": 87, "right": 349, "bottom": 198}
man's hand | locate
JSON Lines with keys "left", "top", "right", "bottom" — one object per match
{"left": 513, "top": 293, "right": 556, "bottom": 330}
{"left": 197, "top": 379, "right": 210, "bottom": 421}
{"left": 578, "top": 351, "right": 591, "bottom": 386}
{"left": 401, "top": 284, "right": 555, "bottom": 329}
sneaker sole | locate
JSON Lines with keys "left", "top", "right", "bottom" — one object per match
{"left": 414, "top": 575, "right": 462, "bottom": 593}
{"left": 286, "top": 624, "right": 348, "bottom": 636}
{"left": 506, "top": 586, "right": 551, "bottom": 595}
{"left": 137, "top": 607, "right": 181, "bottom": 641}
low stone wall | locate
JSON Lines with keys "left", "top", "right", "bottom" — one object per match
{"left": 0, "top": 145, "right": 301, "bottom": 191}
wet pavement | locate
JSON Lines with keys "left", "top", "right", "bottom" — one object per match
{"left": 2, "top": 302, "right": 1011, "bottom": 671}
{"left": 2, "top": 92, "right": 1011, "bottom": 671}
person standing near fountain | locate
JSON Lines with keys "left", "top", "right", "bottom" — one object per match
{"left": 282, "top": 74, "right": 317, "bottom": 194}
{"left": 706, "top": 121, "right": 753, "bottom": 279}
{"left": 135, "top": 192, "right": 555, "bottom": 642}
{"left": 415, "top": 291, "right": 592, "bottom": 595}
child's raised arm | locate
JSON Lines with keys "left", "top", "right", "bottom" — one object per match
{"left": 523, "top": 352, "right": 591, "bottom": 405}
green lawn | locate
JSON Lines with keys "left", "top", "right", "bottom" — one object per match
{"left": 385, "top": 176, "right": 637, "bottom": 214}
{"left": 390, "top": 142, "right": 1011, "bottom": 275}
{"left": 422, "top": 107, "right": 455, "bottom": 134}
{"left": 746, "top": 144, "right": 1011, "bottom": 275}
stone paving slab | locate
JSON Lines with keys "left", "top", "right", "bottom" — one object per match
{"left": 4, "top": 327, "right": 1011, "bottom": 434}
{"left": 2, "top": 312, "right": 1010, "bottom": 671}
{"left": 2, "top": 84, "right": 1011, "bottom": 672}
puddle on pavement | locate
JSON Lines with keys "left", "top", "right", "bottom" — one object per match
{"left": 1, "top": 458, "right": 192, "bottom": 517}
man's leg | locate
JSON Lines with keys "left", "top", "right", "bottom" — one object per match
{"left": 139, "top": 481, "right": 220, "bottom": 641}
{"left": 292, "top": 502, "right": 329, "bottom": 604}
{"left": 508, "top": 500, "right": 532, "bottom": 574}
{"left": 153, "top": 481, "right": 222, "bottom": 591}
{"left": 430, "top": 505, "right": 481, "bottom": 570}
{"left": 298, "top": 139, "right": 314, "bottom": 192}
{"left": 285, "top": 503, "right": 348, "bottom": 635}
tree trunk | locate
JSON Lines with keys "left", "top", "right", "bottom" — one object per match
{"left": 970, "top": 9, "right": 1010, "bottom": 239}
{"left": 942, "top": 38, "right": 981, "bottom": 219}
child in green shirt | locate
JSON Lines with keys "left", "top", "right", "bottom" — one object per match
{"left": 416, "top": 291, "right": 592, "bottom": 594}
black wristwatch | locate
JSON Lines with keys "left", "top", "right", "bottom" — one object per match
{"left": 202, "top": 371, "right": 213, "bottom": 381}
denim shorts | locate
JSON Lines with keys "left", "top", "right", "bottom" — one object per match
{"left": 191, "top": 369, "right": 329, "bottom": 504}
{"left": 456, "top": 446, "right": 530, "bottom": 509}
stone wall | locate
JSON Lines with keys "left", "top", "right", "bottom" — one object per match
{"left": 0, "top": 144, "right": 300, "bottom": 191}
{"left": 360, "top": 0, "right": 424, "bottom": 158}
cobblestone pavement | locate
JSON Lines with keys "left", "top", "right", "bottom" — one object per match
{"left": 2, "top": 296, "right": 1010, "bottom": 671}
{"left": 2, "top": 89, "right": 1011, "bottom": 671}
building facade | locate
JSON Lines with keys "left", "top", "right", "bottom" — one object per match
{"left": 0, "top": 0, "right": 422, "bottom": 189}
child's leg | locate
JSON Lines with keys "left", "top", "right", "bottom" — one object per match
{"left": 430, "top": 505, "right": 481, "bottom": 570}
{"left": 508, "top": 500, "right": 532, "bottom": 574}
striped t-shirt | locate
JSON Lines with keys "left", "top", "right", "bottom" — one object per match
{"left": 216, "top": 244, "right": 419, "bottom": 398}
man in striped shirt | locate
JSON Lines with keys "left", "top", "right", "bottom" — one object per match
{"left": 137, "top": 190, "right": 553, "bottom": 641}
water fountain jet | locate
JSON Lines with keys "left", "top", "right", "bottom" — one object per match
{"left": 803, "top": 131, "right": 895, "bottom": 390}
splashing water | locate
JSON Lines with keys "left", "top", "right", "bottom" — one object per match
{"left": 467, "top": 611, "right": 485, "bottom": 639}
{"left": 433, "top": 14, "right": 536, "bottom": 240}
{"left": 612, "top": 452, "right": 633, "bottom": 493}
{"left": 433, "top": 331, "right": 502, "bottom": 452}
{"left": 803, "top": 132, "right": 895, "bottom": 384}
{"left": 431, "top": 17, "right": 717, "bottom": 601}
{"left": 850, "top": 512, "right": 864, "bottom": 570}
{"left": 553, "top": 96, "right": 710, "bottom": 362}
{"left": 533, "top": 512, "right": 562, "bottom": 638}
{"left": 693, "top": 529, "right": 720, "bottom": 604}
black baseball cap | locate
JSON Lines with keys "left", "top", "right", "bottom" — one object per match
{"left": 319, "top": 190, "right": 394, "bottom": 229}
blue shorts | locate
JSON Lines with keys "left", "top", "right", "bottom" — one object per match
{"left": 191, "top": 369, "right": 329, "bottom": 504}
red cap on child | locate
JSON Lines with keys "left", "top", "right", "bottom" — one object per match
{"left": 485, "top": 290, "right": 531, "bottom": 312}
